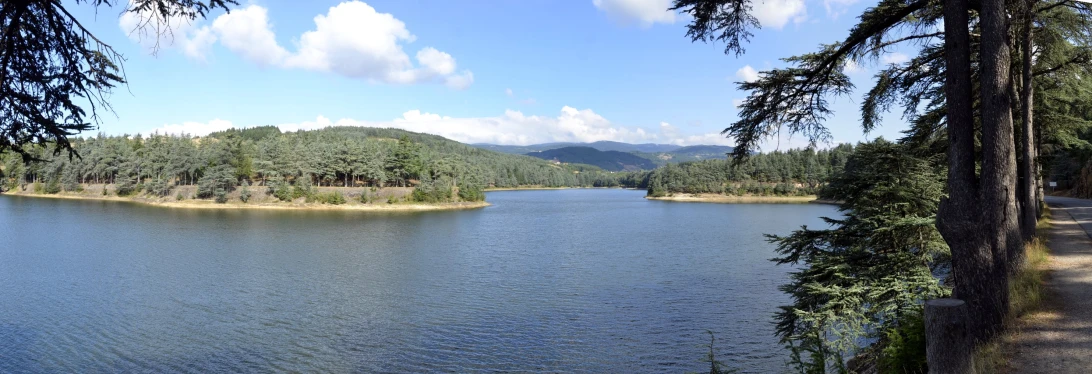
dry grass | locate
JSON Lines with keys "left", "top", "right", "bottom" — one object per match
{"left": 973, "top": 206, "right": 1052, "bottom": 372}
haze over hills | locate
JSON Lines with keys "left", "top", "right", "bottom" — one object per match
{"left": 473, "top": 141, "right": 735, "bottom": 170}
{"left": 526, "top": 147, "right": 659, "bottom": 172}
{"left": 472, "top": 141, "right": 687, "bottom": 155}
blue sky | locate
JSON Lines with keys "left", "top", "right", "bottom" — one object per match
{"left": 73, "top": 0, "right": 913, "bottom": 149}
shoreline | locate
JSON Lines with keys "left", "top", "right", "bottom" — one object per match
{"left": 484, "top": 186, "right": 620, "bottom": 192}
{"left": 0, "top": 192, "right": 490, "bottom": 212}
{"left": 646, "top": 193, "right": 832, "bottom": 204}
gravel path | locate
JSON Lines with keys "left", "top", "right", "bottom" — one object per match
{"left": 1004, "top": 196, "right": 1092, "bottom": 373}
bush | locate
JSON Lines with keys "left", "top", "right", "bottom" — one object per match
{"left": 146, "top": 179, "right": 171, "bottom": 197}
{"left": 308, "top": 191, "right": 346, "bottom": 205}
{"left": 878, "top": 311, "right": 928, "bottom": 373}
{"left": 214, "top": 188, "right": 228, "bottom": 204}
{"left": 43, "top": 178, "right": 62, "bottom": 194}
{"left": 457, "top": 183, "right": 485, "bottom": 202}
{"left": 239, "top": 180, "right": 252, "bottom": 203}
{"left": 292, "top": 177, "right": 315, "bottom": 200}
{"left": 176, "top": 192, "right": 185, "bottom": 201}
{"left": 115, "top": 177, "right": 139, "bottom": 196}
{"left": 32, "top": 182, "right": 43, "bottom": 193}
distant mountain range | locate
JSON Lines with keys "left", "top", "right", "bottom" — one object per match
{"left": 472, "top": 141, "right": 684, "bottom": 155}
{"left": 526, "top": 147, "right": 659, "bottom": 172}
{"left": 472, "top": 141, "right": 735, "bottom": 171}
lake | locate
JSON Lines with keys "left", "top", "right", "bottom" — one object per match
{"left": 0, "top": 189, "right": 836, "bottom": 373}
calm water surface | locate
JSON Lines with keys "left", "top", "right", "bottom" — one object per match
{"left": 0, "top": 189, "right": 836, "bottom": 373}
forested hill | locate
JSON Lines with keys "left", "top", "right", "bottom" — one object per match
{"left": 0, "top": 127, "right": 634, "bottom": 204}
{"left": 473, "top": 141, "right": 680, "bottom": 154}
{"left": 526, "top": 146, "right": 659, "bottom": 171}
{"left": 638, "top": 144, "right": 855, "bottom": 197}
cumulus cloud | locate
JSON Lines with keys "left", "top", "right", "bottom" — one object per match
{"left": 118, "top": 0, "right": 216, "bottom": 61}
{"left": 823, "top": 0, "right": 859, "bottom": 19}
{"left": 155, "top": 107, "right": 731, "bottom": 146}
{"left": 880, "top": 52, "right": 910, "bottom": 65}
{"left": 119, "top": 1, "right": 472, "bottom": 89}
{"left": 735, "top": 65, "right": 760, "bottom": 83}
{"left": 211, "top": 5, "right": 288, "bottom": 65}
{"left": 593, "top": 0, "right": 676, "bottom": 27}
{"left": 752, "top": 0, "right": 807, "bottom": 29}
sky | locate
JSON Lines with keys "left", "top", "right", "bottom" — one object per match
{"left": 70, "top": 0, "right": 915, "bottom": 149}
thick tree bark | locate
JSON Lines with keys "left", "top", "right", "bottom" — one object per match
{"left": 1018, "top": 0, "right": 1038, "bottom": 242}
{"left": 926, "top": 299, "right": 976, "bottom": 374}
{"left": 938, "top": 0, "right": 1003, "bottom": 344}
{"left": 981, "top": 0, "right": 1020, "bottom": 322}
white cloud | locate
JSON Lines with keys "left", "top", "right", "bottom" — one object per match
{"left": 444, "top": 71, "right": 475, "bottom": 90}
{"left": 120, "top": 1, "right": 472, "bottom": 88}
{"left": 752, "top": 0, "right": 807, "bottom": 29}
{"left": 118, "top": 0, "right": 216, "bottom": 61}
{"left": 593, "top": 0, "right": 676, "bottom": 27}
{"left": 843, "top": 60, "right": 863, "bottom": 73}
{"left": 150, "top": 119, "right": 234, "bottom": 136}
{"left": 880, "top": 52, "right": 910, "bottom": 65}
{"left": 211, "top": 5, "right": 288, "bottom": 66}
{"left": 823, "top": 0, "right": 859, "bottom": 19}
{"left": 735, "top": 65, "right": 760, "bottom": 83}
{"left": 505, "top": 88, "right": 514, "bottom": 97}
{"left": 259, "top": 107, "right": 734, "bottom": 146}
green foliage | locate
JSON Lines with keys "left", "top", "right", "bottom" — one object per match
{"left": 115, "top": 176, "right": 139, "bottom": 196}
{"left": 266, "top": 176, "right": 293, "bottom": 202}
{"left": 176, "top": 191, "right": 185, "bottom": 201}
{"left": 43, "top": 177, "right": 61, "bottom": 194}
{"left": 769, "top": 139, "right": 949, "bottom": 371}
{"left": 878, "top": 311, "right": 928, "bottom": 374}
{"left": 642, "top": 144, "right": 853, "bottom": 196}
{"left": 309, "top": 191, "right": 346, "bottom": 205}
{"left": 197, "top": 165, "right": 237, "bottom": 199}
{"left": 292, "top": 177, "right": 315, "bottom": 200}
{"left": 214, "top": 188, "right": 228, "bottom": 204}
{"left": 146, "top": 178, "right": 171, "bottom": 197}
{"left": 239, "top": 180, "right": 251, "bottom": 203}
{"left": 457, "top": 183, "right": 485, "bottom": 202}
{"left": 412, "top": 177, "right": 454, "bottom": 203}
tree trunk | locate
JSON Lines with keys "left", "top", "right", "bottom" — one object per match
{"left": 981, "top": 0, "right": 1020, "bottom": 323}
{"left": 938, "top": 0, "right": 1008, "bottom": 344}
{"left": 1018, "top": 1, "right": 1037, "bottom": 242}
{"left": 926, "top": 299, "right": 976, "bottom": 374}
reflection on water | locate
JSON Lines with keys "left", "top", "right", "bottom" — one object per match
{"left": 0, "top": 189, "right": 835, "bottom": 373}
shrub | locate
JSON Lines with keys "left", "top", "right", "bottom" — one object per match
{"left": 176, "top": 192, "right": 185, "bottom": 201}
{"left": 214, "top": 188, "right": 228, "bottom": 204}
{"left": 146, "top": 179, "right": 171, "bottom": 197}
{"left": 239, "top": 180, "right": 252, "bottom": 203}
{"left": 457, "top": 183, "right": 485, "bottom": 202}
{"left": 43, "top": 178, "right": 62, "bottom": 194}
{"left": 115, "top": 177, "right": 139, "bottom": 196}
{"left": 292, "top": 177, "right": 314, "bottom": 200}
{"left": 878, "top": 311, "right": 927, "bottom": 373}
{"left": 308, "top": 191, "right": 346, "bottom": 205}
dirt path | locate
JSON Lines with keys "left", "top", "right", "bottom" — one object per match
{"left": 1004, "top": 196, "right": 1092, "bottom": 373}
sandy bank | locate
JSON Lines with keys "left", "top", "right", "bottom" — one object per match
{"left": 1, "top": 192, "right": 489, "bottom": 212}
{"left": 646, "top": 193, "right": 829, "bottom": 204}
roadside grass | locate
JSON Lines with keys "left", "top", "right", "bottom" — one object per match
{"left": 974, "top": 205, "right": 1052, "bottom": 371}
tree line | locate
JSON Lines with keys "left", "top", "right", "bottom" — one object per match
{"left": 0, "top": 126, "right": 632, "bottom": 204}
{"left": 630, "top": 145, "right": 855, "bottom": 197}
